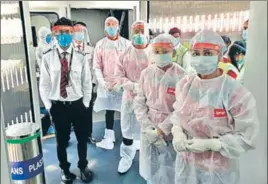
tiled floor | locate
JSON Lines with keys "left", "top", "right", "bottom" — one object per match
{"left": 42, "top": 113, "right": 146, "bottom": 184}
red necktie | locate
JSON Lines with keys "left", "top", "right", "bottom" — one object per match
{"left": 60, "top": 52, "right": 68, "bottom": 98}
{"left": 77, "top": 45, "right": 81, "bottom": 50}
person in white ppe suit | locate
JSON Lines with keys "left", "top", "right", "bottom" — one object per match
{"left": 73, "top": 22, "right": 97, "bottom": 144}
{"left": 134, "top": 33, "right": 185, "bottom": 184}
{"left": 36, "top": 26, "right": 53, "bottom": 68}
{"left": 115, "top": 20, "right": 151, "bottom": 174}
{"left": 94, "top": 16, "right": 131, "bottom": 150}
{"left": 171, "top": 29, "right": 259, "bottom": 184}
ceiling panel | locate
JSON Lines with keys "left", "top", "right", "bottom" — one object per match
{"left": 150, "top": 1, "right": 250, "bottom": 17}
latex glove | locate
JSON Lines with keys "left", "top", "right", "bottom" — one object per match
{"left": 112, "top": 83, "right": 122, "bottom": 93}
{"left": 143, "top": 127, "right": 167, "bottom": 146}
{"left": 171, "top": 125, "right": 188, "bottom": 152}
{"left": 121, "top": 81, "right": 135, "bottom": 91}
{"left": 186, "top": 138, "right": 222, "bottom": 153}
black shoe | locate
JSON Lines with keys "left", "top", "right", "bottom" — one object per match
{"left": 88, "top": 136, "right": 97, "bottom": 144}
{"left": 80, "top": 167, "right": 93, "bottom": 183}
{"left": 61, "top": 170, "right": 76, "bottom": 184}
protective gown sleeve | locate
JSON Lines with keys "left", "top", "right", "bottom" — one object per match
{"left": 218, "top": 85, "right": 259, "bottom": 159}
{"left": 87, "top": 46, "right": 97, "bottom": 85}
{"left": 93, "top": 41, "right": 105, "bottom": 86}
{"left": 39, "top": 55, "right": 52, "bottom": 110}
{"left": 115, "top": 47, "right": 136, "bottom": 89}
{"left": 35, "top": 47, "right": 42, "bottom": 68}
{"left": 134, "top": 72, "right": 154, "bottom": 129}
{"left": 81, "top": 54, "right": 92, "bottom": 108}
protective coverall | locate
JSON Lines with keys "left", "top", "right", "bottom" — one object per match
{"left": 171, "top": 30, "right": 259, "bottom": 184}
{"left": 115, "top": 20, "right": 151, "bottom": 174}
{"left": 134, "top": 33, "right": 185, "bottom": 184}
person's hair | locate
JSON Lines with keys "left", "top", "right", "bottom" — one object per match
{"left": 74, "top": 21, "right": 87, "bottom": 28}
{"left": 228, "top": 40, "right": 246, "bottom": 71}
{"left": 221, "top": 35, "right": 231, "bottom": 46}
{"left": 168, "top": 27, "right": 181, "bottom": 36}
{"left": 54, "top": 17, "right": 73, "bottom": 27}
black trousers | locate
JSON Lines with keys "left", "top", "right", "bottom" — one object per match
{"left": 50, "top": 98, "right": 89, "bottom": 171}
{"left": 86, "top": 94, "right": 94, "bottom": 137}
{"left": 86, "top": 85, "right": 97, "bottom": 137}
{"left": 105, "top": 110, "right": 115, "bottom": 130}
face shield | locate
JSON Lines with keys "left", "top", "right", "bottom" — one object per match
{"left": 104, "top": 16, "right": 119, "bottom": 38}
{"left": 131, "top": 20, "right": 149, "bottom": 47}
{"left": 151, "top": 34, "right": 175, "bottom": 67}
{"left": 190, "top": 30, "right": 226, "bottom": 75}
{"left": 52, "top": 25, "right": 73, "bottom": 48}
{"left": 38, "top": 26, "right": 52, "bottom": 45}
{"left": 73, "top": 24, "right": 90, "bottom": 45}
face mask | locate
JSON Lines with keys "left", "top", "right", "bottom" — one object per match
{"left": 73, "top": 32, "right": 84, "bottom": 42}
{"left": 242, "top": 29, "right": 248, "bottom": 41}
{"left": 237, "top": 58, "right": 245, "bottom": 65}
{"left": 56, "top": 33, "right": 72, "bottom": 47}
{"left": 105, "top": 26, "right": 118, "bottom": 37}
{"left": 191, "top": 55, "right": 219, "bottom": 75}
{"left": 45, "top": 34, "right": 52, "bottom": 44}
{"left": 174, "top": 38, "right": 180, "bottom": 46}
{"left": 132, "top": 34, "right": 146, "bottom": 45}
{"left": 155, "top": 53, "right": 173, "bottom": 68}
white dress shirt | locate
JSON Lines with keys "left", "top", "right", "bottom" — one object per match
{"left": 39, "top": 45, "right": 92, "bottom": 109}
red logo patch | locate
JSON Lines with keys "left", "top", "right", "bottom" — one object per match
{"left": 214, "top": 109, "right": 227, "bottom": 118}
{"left": 167, "top": 88, "right": 175, "bottom": 95}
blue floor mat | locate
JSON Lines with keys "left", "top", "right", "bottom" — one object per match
{"left": 42, "top": 120, "right": 146, "bottom": 184}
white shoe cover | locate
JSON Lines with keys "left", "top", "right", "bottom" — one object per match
{"left": 104, "top": 129, "right": 115, "bottom": 142}
{"left": 118, "top": 143, "right": 136, "bottom": 174}
{"left": 96, "top": 138, "right": 114, "bottom": 150}
{"left": 134, "top": 140, "right": 140, "bottom": 151}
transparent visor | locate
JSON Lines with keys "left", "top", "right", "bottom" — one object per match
{"left": 152, "top": 43, "right": 173, "bottom": 54}
{"left": 132, "top": 23, "right": 145, "bottom": 35}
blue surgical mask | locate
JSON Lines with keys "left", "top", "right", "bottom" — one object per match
{"left": 73, "top": 32, "right": 84, "bottom": 42}
{"left": 191, "top": 55, "right": 218, "bottom": 75}
{"left": 242, "top": 29, "right": 248, "bottom": 41}
{"left": 45, "top": 34, "right": 52, "bottom": 44}
{"left": 105, "top": 26, "right": 118, "bottom": 37}
{"left": 155, "top": 53, "right": 173, "bottom": 67}
{"left": 132, "top": 34, "right": 146, "bottom": 45}
{"left": 56, "top": 33, "right": 72, "bottom": 47}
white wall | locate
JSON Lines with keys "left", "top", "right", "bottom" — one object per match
{"left": 69, "top": 1, "right": 139, "bottom": 9}
{"left": 240, "top": 1, "right": 267, "bottom": 184}
{"left": 29, "top": 1, "right": 139, "bottom": 19}
{"left": 29, "top": 1, "right": 66, "bottom": 17}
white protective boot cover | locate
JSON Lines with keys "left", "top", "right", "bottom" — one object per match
{"left": 96, "top": 129, "right": 115, "bottom": 150}
{"left": 118, "top": 143, "right": 136, "bottom": 174}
